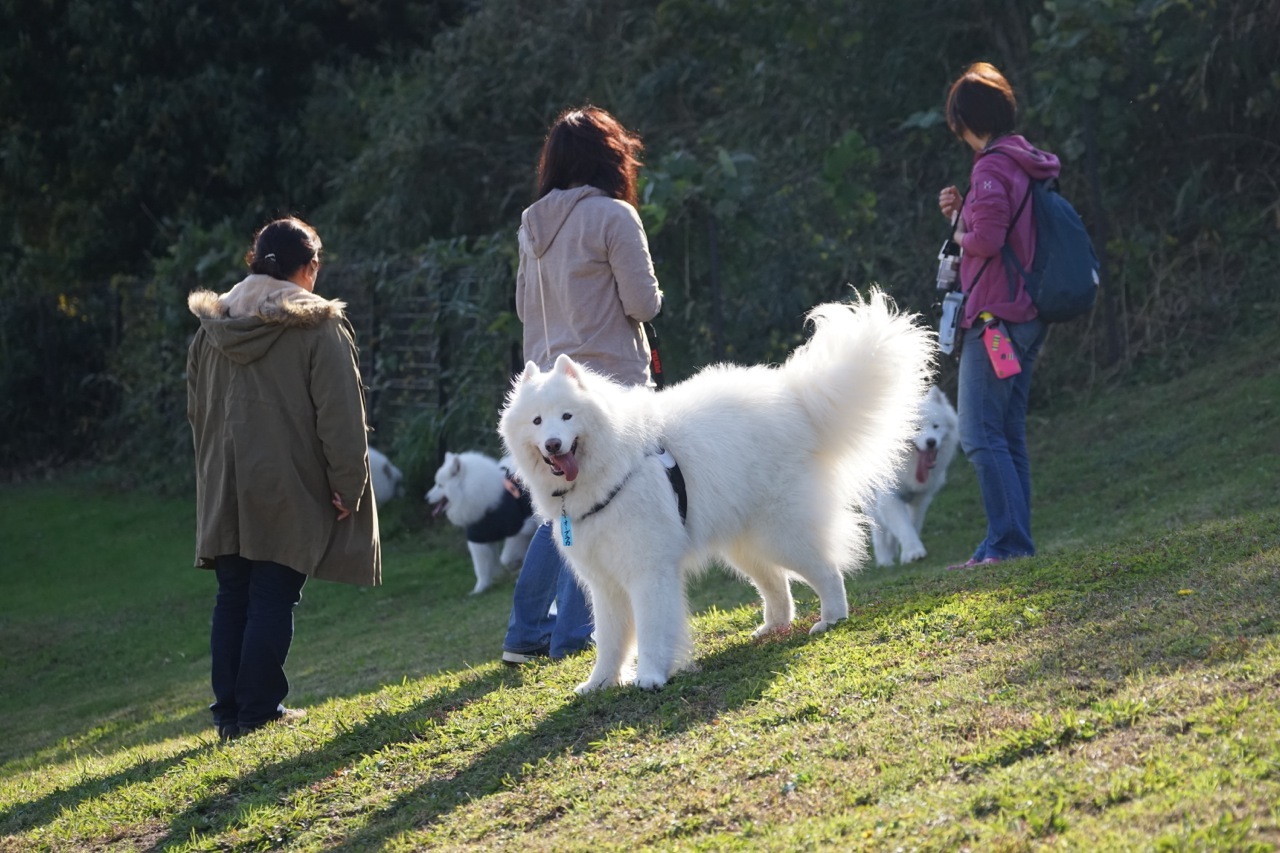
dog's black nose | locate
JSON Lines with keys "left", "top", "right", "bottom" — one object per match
{"left": 926, "top": 438, "right": 937, "bottom": 449}
{"left": 545, "top": 438, "right": 562, "bottom": 455}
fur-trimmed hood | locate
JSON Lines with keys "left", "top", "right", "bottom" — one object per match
{"left": 188, "top": 274, "right": 348, "bottom": 365}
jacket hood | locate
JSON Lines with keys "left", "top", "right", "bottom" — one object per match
{"left": 977, "top": 134, "right": 1060, "bottom": 181}
{"left": 519, "top": 185, "right": 607, "bottom": 259}
{"left": 188, "top": 274, "right": 347, "bottom": 365}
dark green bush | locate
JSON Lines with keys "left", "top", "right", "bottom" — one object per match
{"left": 2, "top": 0, "right": 1276, "bottom": 484}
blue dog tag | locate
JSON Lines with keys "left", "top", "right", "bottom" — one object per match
{"left": 560, "top": 512, "right": 573, "bottom": 547}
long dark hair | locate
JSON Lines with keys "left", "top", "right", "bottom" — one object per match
{"left": 535, "top": 106, "right": 644, "bottom": 208}
{"left": 244, "top": 217, "right": 323, "bottom": 280}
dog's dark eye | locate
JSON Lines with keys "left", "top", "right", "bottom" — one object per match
{"left": 533, "top": 416, "right": 542, "bottom": 426}
{"left": 561, "top": 412, "right": 572, "bottom": 421}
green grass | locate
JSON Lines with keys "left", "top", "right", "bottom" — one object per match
{"left": 1, "top": 324, "right": 1278, "bottom": 851}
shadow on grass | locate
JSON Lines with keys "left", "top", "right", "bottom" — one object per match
{"left": 141, "top": 624, "right": 812, "bottom": 850}
{"left": 25, "top": 512, "right": 1278, "bottom": 848}
{"left": 326, "top": 628, "right": 813, "bottom": 851}
{"left": 0, "top": 744, "right": 205, "bottom": 836}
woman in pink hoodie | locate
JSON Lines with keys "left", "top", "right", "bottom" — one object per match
{"left": 937, "top": 63, "right": 1055, "bottom": 569}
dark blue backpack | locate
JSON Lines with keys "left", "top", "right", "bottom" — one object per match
{"left": 984, "top": 150, "right": 1101, "bottom": 323}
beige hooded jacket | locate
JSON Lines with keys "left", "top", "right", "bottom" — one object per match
{"left": 186, "top": 274, "right": 381, "bottom": 586}
{"left": 515, "top": 186, "right": 663, "bottom": 386}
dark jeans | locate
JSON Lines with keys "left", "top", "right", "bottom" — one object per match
{"left": 210, "top": 555, "right": 307, "bottom": 730}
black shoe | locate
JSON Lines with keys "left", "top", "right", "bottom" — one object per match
{"left": 502, "top": 647, "right": 549, "bottom": 666}
{"left": 237, "top": 707, "right": 308, "bottom": 736}
{"left": 217, "top": 723, "right": 241, "bottom": 742}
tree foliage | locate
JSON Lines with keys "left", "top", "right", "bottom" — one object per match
{"left": 0, "top": 0, "right": 465, "bottom": 468}
{"left": 2, "top": 0, "right": 1277, "bottom": 476}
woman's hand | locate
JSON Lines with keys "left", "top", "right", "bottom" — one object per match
{"left": 939, "top": 185, "right": 962, "bottom": 221}
{"left": 332, "top": 491, "right": 351, "bottom": 521}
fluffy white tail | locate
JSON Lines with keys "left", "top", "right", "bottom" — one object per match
{"left": 784, "top": 289, "right": 936, "bottom": 505}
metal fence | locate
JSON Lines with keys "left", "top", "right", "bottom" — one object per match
{"left": 317, "top": 262, "right": 519, "bottom": 455}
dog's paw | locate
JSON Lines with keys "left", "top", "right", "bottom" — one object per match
{"left": 900, "top": 545, "right": 927, "bottom": 563}
{"left": 633, "top": 672, "right": 668, "bottom": 691}
{"left": 574, "top": 675, "right": 619, "bottom": 695}
{"left": 751, "top": 623, "right": 793, "bottom": 641}
{"left": 808, "top": 617, "right": 847, "bottom": 635}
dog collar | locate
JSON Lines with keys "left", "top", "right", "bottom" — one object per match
{"left": 578, "top": 470, "right": 636, "bottom": 522}
{"left": 556, "top": 447, "right": 687, "bottom": 547}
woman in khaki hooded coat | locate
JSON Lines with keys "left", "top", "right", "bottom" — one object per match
{"left": 187, "top": 217, "right": 380, "bottom": 741}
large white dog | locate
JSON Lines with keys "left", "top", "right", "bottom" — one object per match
{"left": 427, "top": 451, "right": 538, "bottom": 595}
{"left": 499, "top": 291, "right": 934, "bottom": 693}
{"left": 868, "top": 386, "right": 959, "bottom": 566}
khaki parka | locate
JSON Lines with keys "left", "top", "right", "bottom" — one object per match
{"left": 187, "top": 275, "right": 381, "bottom": 586}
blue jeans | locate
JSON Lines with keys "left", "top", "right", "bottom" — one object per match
{"left": 503, "top": 522, "right": 594, "bottom": 658}
{"left": 210, "top": 555, "right": 307, "bottom": 730}
{"left": 957, "top": 317, "right": 1047, "bottom": 562}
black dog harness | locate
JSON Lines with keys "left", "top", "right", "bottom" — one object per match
{"left": 464, "top": 468, "right": 533, "bottom": 543}
{"left": 657, "top": 448, "right": 688, "bottom": 523}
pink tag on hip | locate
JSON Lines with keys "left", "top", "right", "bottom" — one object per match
{"left": 982, "top": 322, "right": 1022, "bottom": 379}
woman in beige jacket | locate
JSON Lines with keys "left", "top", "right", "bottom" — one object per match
{"left": 187, "top": 217, "right": 380, "bottom": 740}
{"left": 503, "top": 106, "right": 663, "bottom": 664}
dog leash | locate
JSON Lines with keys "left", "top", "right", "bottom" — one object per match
{"left": 535, "top": 254, "right": 552, "bottom": 364}
{"left": 643, "top": 320, "right": 664, "bottom": 390}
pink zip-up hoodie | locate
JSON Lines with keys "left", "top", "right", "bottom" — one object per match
{"left": 957, "top": 134, "right": 1060, "bottom": 328}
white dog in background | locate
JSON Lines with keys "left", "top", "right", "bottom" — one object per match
{"left": 499, "top": 291, "right": 934, "bottom": 693}
{"left": 426, "top": 451, "right": 538, "bottom": 595}
{"left": 368, "top": 447, "right": 404, "bottom": 506}
{"left": 868, "top": 386, "right": 959, "bottom": 566}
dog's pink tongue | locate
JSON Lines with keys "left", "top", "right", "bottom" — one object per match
{"left": 554, "top": 452, "right": 579, "bottom": 482}
{"left": 915, "top": 447, "right": 938, "bottom": 484}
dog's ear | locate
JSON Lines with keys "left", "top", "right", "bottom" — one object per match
{"left": 518, "top": 361, "right": 540, "bottom": 383}
{"left": 448, "top": 454, "right": 461, "bottom": 475}
{"left": 553, "top": 353, "right": 585, "bottom": 385}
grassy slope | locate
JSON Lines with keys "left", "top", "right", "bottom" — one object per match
{"left": 0, "top": 324, "right": 1277, "bottom": 851}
